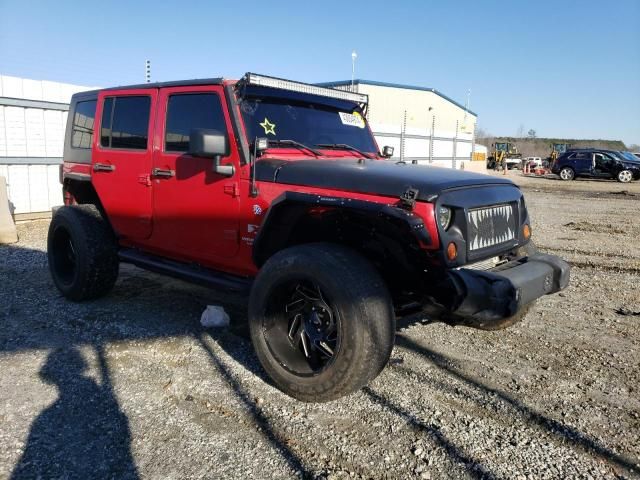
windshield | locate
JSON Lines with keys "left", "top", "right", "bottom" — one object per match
{"left": 619, "top": 151, "right": 640, "bottom": 162}
{"left": 239, "top": 96, "right": 378, "bottom": 154}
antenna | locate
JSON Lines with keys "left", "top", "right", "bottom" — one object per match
{"left": 145, "top": 60, "right": 151, "bottom": 83}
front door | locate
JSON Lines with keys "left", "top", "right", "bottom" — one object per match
{"left": 148, "top": 86, "right": 241, "bottom": 264}
{"left": 92, "top": 90, "right": 156, "bottom": 240}
{"left": 592, "top": 152, "right": 617, "bottom": 178}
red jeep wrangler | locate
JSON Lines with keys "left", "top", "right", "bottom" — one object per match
{"left": 49, "top": 73, "right": 570, "bottom": 401}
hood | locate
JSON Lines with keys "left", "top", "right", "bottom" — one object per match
{"left": 256, "top": 158, "right": 515, "bottom": 201}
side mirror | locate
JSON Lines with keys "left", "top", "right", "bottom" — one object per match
{"left": 382, "top": 146, "right": 394, "bottom": 158}
{"left": 189, "top": 129, "right": 234, "bottom": 176}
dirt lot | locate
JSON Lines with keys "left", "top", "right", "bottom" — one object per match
{"left": 1, "top": 174, "right": 639, "bottom": 480}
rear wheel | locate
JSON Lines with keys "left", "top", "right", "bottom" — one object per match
{"left": 617, "top": 170, "right": 633, "bottom": 183}
{"left": 47, "top": 205, "right": 119, "bottom": 301}
{"left": 249, "top": 243, "right": 395, "bottom": 402}
{"left": 559, "top": 167, "right": 575, "bottom": 181}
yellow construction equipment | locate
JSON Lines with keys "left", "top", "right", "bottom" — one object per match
{"left": 488, "top": 142, "right": 522, "bottom": 170}
{"left": 549, "top": 143, "right": 571, "bottom": 165}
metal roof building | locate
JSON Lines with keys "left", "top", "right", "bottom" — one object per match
{"left": 319, "top": 79, "right": 482, "bottom": 171}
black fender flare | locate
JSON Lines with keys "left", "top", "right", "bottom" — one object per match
{"left": 252, "top": 191, "right": 433, "bottom": 267}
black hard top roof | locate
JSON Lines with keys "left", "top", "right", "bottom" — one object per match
{"left": 71, "top": 78, "right": 225, "bottom": 99}
{"left": 103, "top": 78, "right": 224, "bottom": 90}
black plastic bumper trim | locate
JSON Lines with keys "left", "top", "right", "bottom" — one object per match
{"left": 439, "top": 253, "right": 570, "bottom": 325}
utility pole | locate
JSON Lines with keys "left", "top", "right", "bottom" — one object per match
{"left": 145, "top": 60, "right": 151, "bottom": 83}
{"left": 351, "top": 51, "right": 357, "bottom": 91}
{"left": 463, "top": 88, "right": 471, "bottom": 124}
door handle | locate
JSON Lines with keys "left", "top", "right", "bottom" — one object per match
{"left": 93, "top": 163, "right": 115, "bottom": 172}
{"left": 151, "top": 167, "right": 175, "bottom": 179}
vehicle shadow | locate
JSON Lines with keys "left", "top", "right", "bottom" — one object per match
{"left": 392, "top": 331, "right": 640, "bottom": 477}
{"left": 362, "top": 386, "right": 499, "bottom": 480}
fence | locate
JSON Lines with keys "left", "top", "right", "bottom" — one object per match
{"left": 370, "top": 110, "right": 476, "bottom": 169}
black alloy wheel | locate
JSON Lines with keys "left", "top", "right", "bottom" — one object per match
{"left": 263, "top": 280, "right": 339, "bottom": 376}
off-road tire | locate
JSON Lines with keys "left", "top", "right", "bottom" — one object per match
{"left": 559, "top": 167, "right": 575, "bottom": 181}
{"left": 249, "top": 243, "right": 395, "bottom": 402}
{"left": 47, "top": 205, "right": 119, "bottom": 301}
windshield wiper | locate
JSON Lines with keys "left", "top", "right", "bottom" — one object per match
{"left": 315, "top": 143, "right": 374, "bottom": 159}
{"left": 267, "top": 139, "right": 322, "bottom": 157}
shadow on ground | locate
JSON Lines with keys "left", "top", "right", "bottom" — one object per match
{"left": 2, "top": 243, "right": 638, "bottom": 478}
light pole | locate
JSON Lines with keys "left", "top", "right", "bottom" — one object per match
{"left": 351, "top": 51, "right": 357, "bottom": 91}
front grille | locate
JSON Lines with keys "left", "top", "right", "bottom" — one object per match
{"left": 467, "top": 204, "right": 516, "bottom": 252}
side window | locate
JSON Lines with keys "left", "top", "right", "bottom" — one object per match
{"left": 165, "top": 93, "right": 227, "bottom": 152}
{"left": 100, "top": 96, "right": 151, "bottom": 150}
{"left": 71, "top": 100, "right": 97, "bottom": 149}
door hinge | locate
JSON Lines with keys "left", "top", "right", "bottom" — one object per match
{"left": 138, "top": 174, "right": 152, "bottom": 187}
{"left": 224, "top": 182, "right": 240, "bottom": 197}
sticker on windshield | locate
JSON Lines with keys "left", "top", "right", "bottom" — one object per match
{"left": 259, "top": 117, "right": 276, "bottom": 135}
{"left": 339, "top": 111, "right": 365, "bottom": 129}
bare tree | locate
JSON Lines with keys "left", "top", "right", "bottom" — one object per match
{"left": 475, "top": 125, "right": 491, "bottom": 140}
{"left": 528, "top": 129, "right": 536, "bottom": 139}
{"left": 516, "top": 124, "right": 525, "bottom": 138}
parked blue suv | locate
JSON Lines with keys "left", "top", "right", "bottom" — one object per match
{"left": 551, "top": 149, "right": 640, "bottom": 183}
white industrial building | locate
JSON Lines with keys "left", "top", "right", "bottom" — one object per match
{"left": 319, "top": 79, "right": 485, "bottom": 171}
{"left": 1, "top": 74, "right": 486, "bottom": 216}
{"left": 0, "top": 75, "right": 98, "bottom": 217}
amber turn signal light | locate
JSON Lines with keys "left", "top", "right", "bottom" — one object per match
{"left": 447, "top": 242, "right": 458, "bottom": 261}
{"left": 523, "top": 224, "right": 531, "bottom": 240}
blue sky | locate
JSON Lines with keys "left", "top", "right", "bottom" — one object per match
{"left": 1, "top": 0, "right": 638, "bottom": 145}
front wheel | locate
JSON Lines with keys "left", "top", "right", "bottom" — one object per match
{"left": 559, "top": 167, "right": 575, "bottom": 181}
{"left": 249, "top": 243, "right": 395, "bottom": 402}
{"left": 617, "top": 170, "right": 633, "bottom": 183}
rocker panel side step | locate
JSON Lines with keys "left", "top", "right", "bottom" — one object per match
{"left": 118, "top": 248, "right": 252, "bottom": 293}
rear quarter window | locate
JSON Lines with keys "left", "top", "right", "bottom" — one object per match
{"left": 71, "top": 100, "right": 97, "bottom": 149}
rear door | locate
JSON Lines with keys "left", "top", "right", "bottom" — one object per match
{"left": 92, "top": 90, "right": 156, "bottom": 239}
{"left": 570, "top": 152, "right": 592, "bottom": 176}
{"left": 148, "top": 85, "right": 241, "bottom": 263}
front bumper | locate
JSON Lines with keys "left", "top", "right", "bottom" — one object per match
{"left": 429, "top": 253, "right": 570, "bottom": 329}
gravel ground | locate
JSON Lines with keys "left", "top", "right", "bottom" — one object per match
{"left": 1, "top": 174, "right": 639, "bottom": 480}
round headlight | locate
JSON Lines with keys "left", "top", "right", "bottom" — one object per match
{"left": 438, "top": 206, "right": 452, "bottom": 230}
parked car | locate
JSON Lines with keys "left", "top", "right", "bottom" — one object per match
{"left": 633, "top": 152, "right": 640, "bottom": 160}
{"left": 551, "top": 148, "right": 640, "bottom": 183}
{"left": 49, "top": 73, "right": 570, "bottom": 401}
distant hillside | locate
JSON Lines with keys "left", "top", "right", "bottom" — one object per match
{"left": 476, "top": 137, "right": 628, "bottom": 158}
